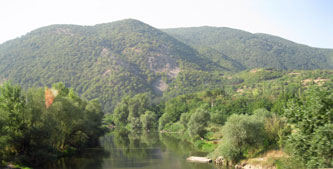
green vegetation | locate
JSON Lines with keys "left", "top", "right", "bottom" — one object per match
{"left": 111, "top": 93, "right": 159, "bottom": 130}
{"left": 187, "top": 108, "right": 210, "bottom": 137}
{"left": 0, "top": 19, "right": 224, "bottom": 113}
{"left": 0, "top": 82, "right": 104, "bottom": 167}
{"left": 211, "top": 111, "right": 285, "bottom": 163}
{"left": 104, "top": 70, "right": 333, "bottom": 168}
{"left": 1, "top": 19, "right": 332, "bottom": 114}
{"left": 0, "top": 19, "right": 332, "bottom": 168}
{"left": 164, "top": 27, "right": 333, "bottom": 70}
{"left": 284, "top": 86, "right": 333, "bottom": 168}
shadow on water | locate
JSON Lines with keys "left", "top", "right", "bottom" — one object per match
{"left": 38, "top": 148, "right": 108, "bottom": 169}
{"left": 39, "top": 129, "right": 220, "bottom": 169}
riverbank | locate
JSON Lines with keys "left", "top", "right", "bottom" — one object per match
{"left": 212, "top": 150, "right": 290, "bottom": 169}
{"left": 0, "top": 162, "right": 32, "bottom": 169}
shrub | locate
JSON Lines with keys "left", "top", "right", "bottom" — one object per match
{"left": 215, "top": 114, "right": 266, "bottom": 162}
{"left": 164, "top": 122, "right": 186, "bottom": 133}
{"left": 210, "top": 111, "right": 227, "bottom": 124}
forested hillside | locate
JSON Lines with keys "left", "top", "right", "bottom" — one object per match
{"left": 0, "top": 19, "right": 225, "bottom": 112}
{"left": 164, "top": 27, "right": 333, "bottom": 70}
{"left": 0, "top": 19, "right": 333, "bottom": 112}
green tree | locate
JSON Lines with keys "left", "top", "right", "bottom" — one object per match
{"left": 0, "top": 83, "right": 104, "bottom": 166}
{"left": 0, "top": 82, "right": 27, "bottom": 157}
{"left": 112, "top": 93, "right": 151, "bottom": 130}
{"left": 127, "top": 93, "right": 150, "bottom": 129}
{"left": 140, "top": 111, "right": 157, "bottom": 130}
{"left": 215, "top": 114, "right": 266, "bottom": 162}
{"left": 113, "top": 96, "right": 130, "bottom": 126}
{"left": 187, "top": 108, "right": 210, "bottom": 137}
{"left": 284, "top": 86, "right": 333, "bottom": 168}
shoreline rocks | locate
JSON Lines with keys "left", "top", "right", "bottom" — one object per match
{"left": 186, "top": 156, "right": 212, "bottom": 163}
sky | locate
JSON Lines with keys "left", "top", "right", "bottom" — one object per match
{"left": 0, "top": 0, "right": 332, "bottom": 48}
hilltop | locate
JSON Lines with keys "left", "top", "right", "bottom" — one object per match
{"left": 163, "top": 26, "right": 333, "bottom": 70}
{"left": 0, "top": 19, "right": 224, "bottom": 111}
{"left": 0, "top": 19, "right": 333, "bottom": 112}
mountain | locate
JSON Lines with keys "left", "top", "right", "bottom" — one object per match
{"left": 163, "top": 26, "right": 333, "bottom": 70}
{"left": 0, "top": 19, "right": 225, "bottom": 112}
{"left": 1, "top": 19, "right": 333, "bottom": 112}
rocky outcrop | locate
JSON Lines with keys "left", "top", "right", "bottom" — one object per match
{"left": 215, "top": 156, "right": 229, "bottom": 166}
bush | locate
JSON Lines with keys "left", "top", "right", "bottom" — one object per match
{"left": 253, "top": 108, "right": 286, "bottom": 147}
{"left": 214, "top": 114, "right": 266, "bottom": 162}
{"left": 210, "top": 111, "right": 227, "bottom": 124}
{"left": 164, "top": 122, "right": 186, "bottom": 133}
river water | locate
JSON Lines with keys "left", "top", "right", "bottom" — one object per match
{"left": 39, "top": 130, "right": 218, "bottom": 169}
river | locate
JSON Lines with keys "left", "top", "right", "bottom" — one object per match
{"left": 38, "top": 130, "right": 218, "bottom": 169}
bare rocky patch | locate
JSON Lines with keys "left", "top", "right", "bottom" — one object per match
{"left": 152, "top": 77, "right": 168, "bottom": 96}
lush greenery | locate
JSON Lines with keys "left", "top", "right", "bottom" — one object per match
{"left": 0, "top": 19, "right": 224, "bottom": 113}
{"left": 164, "top": 27, "right": 333, "bottom": 70}
{"left": 212, "top": 110, "right": 285, "bottom": 163}
{"left": 1, "top": 19, "right": 333, "bottom": 168}
{"left": 0, "top": 82, "right": 104, "bottom": 167}
{"left": 109, "top": 93, "right": 160, "bottom": 130}
{"left": 284, "top": 86, "right": 333, "bottom": 168}
{"left": 104, "top": 72, "right": 333, "bottom": 168}
{"left": 1, "top": 19, "right": 332, "bottom": 113}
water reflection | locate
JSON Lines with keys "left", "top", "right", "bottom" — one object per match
{"left": 39, "top": 130, "right": 217, "bottom": 169}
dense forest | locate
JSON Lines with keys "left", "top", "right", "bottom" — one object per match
{"left": 164, "top": 27, "right": 333, "bottom": 70}
{"left": 0, "top": 19, "right": 332, "bottom": 169}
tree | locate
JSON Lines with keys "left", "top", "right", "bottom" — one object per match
{"left": 187, "top": 108, "right": 210, "bottom": 137}
{"left": 140, "top": 111, "right": 157, "bottom": 130}
{"left": 215, "top": 114, "right": 266, "bottom": 162}
{"left": 284, "top": 86, "right": 333, "bottom": 168}
{"left": 127, "top": 93, "right": 150, "bottom": 129}
{"left": 0, "top": 83, "right": 104, "bottom": 166}
{"left": 112, "top": 93, "right": 152, "bottom": 130}
{"left": 113, "top": 96, "right": 130, "bottom": 126}
{"left": 0, "top": 82, "right": 27, "bottom": 157}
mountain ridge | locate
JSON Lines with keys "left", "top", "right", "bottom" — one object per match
{"left": 0, "top": 19, "right": 332, "bottom": 112}
{"left": 163, "top": 26, "right": 333, "bottom": 70}
{"left": 0, "top": 19, "right": 226, "bottom": 111}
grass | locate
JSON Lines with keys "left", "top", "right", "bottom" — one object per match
{"left": 274, "top": 157, "right": 306, "bottom": 169}
{"left": 244, "top": 149, "right": 295, "bottom": 169}
{"left": 193, "top": 139, "right": 218, "bottom": 152}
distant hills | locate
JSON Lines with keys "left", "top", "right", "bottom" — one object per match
{"left": 163, "top": 26, "right": 333, "bottom": 70}
{"left": 0, "top": 19, "right": 332, "bottom": 111}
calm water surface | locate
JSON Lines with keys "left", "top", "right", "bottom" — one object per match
{"left": 40, "top": 130, "right": 218, "bottom": 169}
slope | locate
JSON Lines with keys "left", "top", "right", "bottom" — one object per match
{"left": 0, "top": 19, "right": 225, "bottom": 112}
{"left": 163, "top": 26, "right": 333, "bottom": 70}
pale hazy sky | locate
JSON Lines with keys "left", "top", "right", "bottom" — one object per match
{"left": 0, "top": 0, "right": 332, "bottom": 48}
